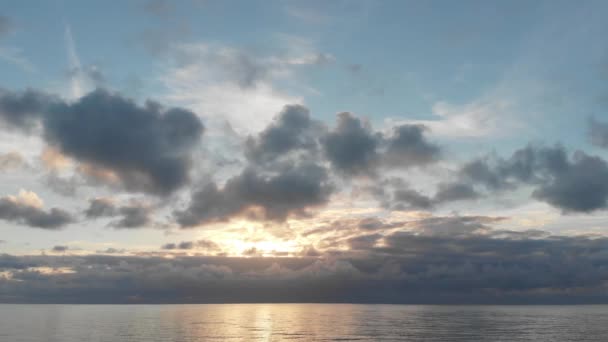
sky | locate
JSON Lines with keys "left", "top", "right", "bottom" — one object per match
{"left": 1, "top": 0, "right": 608, "bottom": 304}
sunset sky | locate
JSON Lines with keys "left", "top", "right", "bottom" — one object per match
{"left": 2, "top": 0, "right": 608, "bottom": 303}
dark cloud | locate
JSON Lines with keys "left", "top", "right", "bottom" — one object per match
{"left": 383, "top": 124, "right": 440, "bottom": 168}
{"left": 0, "top": 88, "right": 204, "bottom": 195}
{"left": 408, "top": 215, "right": 505, "bottom": 237}
{"left": 532, "top": 151, "right": 608, "bottom": 212}
{"left": 390, "top": 188, "right": 434, "bottom": 210}
{"left": 0, "top": 197, "right": 72, "bottom": 229}
{"left": 245, "top": 105, "right": 322, "bottom": 164}
{"left": 161, "top": 239, "right": 220, "bottom": 251}
{"left": 589, "top": 117, "right": 608, "bottom": 149}
{"left": 84, "top": 198, "right": 117, "bottom": 218}
{"left": 84, "top": 198, "right": 152, "bottom": 229}
{"left": 374, "top": 179, "right": 479, "bottom": 212}
{"left": 51, "top": 245, "right": 68, "bottom": 252}
{"left": 322, "top": 114, "right": 440, "bottom": 176}
{"left": 0, "top": 88, "right": 55, "bottom": 130}
{"left": 3, "top": 221, "right": 608, "bottom": 304}
{"left": 433, "top": 182, "right": 479, "bottom": 203}
{"left": 175, "top": 162, "right": 333, "bottom": 227}
{"left": 347, "top": 233, "right": 382, "bottom": 250}
{"left": 322, "top": 112, "right": 379, "bottom": 176}
{"left": 44, "top": 89, "right": 204, "bottom": 195}
{"left": 112, "top": 205, "right": 151, "bottom": 229}
{"left": 460, "top": 144, "right": 608, "bottom": 212}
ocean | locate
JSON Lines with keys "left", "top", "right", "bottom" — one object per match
{"left": 1, "top": 304, "right": 607, "bottom": 341}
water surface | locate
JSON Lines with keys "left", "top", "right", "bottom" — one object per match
{"left": 1, "top": 304, "right": 607, "bottom": 341}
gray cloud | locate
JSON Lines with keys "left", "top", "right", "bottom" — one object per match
{"left": 112, "top": 205, "right": 151, "bottom": 229}
{"left": 84, "top": 198, "right": 152, "bottom": 229}
{"left": 532, "top": 151, "right": 608, "bottom": 212}
{"left": 460, "top": 144, "right": 608, "bottom": 212}
{"left": 161, "top": 239, "right": 220, "bottom": 251}
{"left": 374, "top": 179, "right": 479, "bottom": 212}
{"left": 433, "top": 182, "right": 479, "bottom": 203}
{"left": 175, "top": 162, "right": 333, "bottom": 227}
{"left": 0, "top": 197, "right": 73, "bottom": 229}
{"left": 3, "top": 219, "right": 608, "bottom": 304}
{"left": 322, "top": 114, "right": 441, "bottom": 176}
{"left": 0, "top": 89, "right": 205, "bottom": 195}
{"left": 51, "top": 245, "right": 68, "bottom": 252}
{"left": 383, "top": 124, "right": 440, "bottom": 168}
{"left": 84, "top": 198, "right": 117, "bottom": 218}
{"left": 0, "top": 88, "right": 55, "bottom": 130}
{"left": 245, "top": 104, "right": 322, "bottom": 164}
{"left": 44, "top": 89, "right": 204, "bottom": 195}
{"left": 322, "top": 112, "right": 379, "bottom": 176}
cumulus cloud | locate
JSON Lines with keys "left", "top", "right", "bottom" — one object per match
{"left": 0, "top": 88, "right": 205, "bottom": 195}
{"left": 459, "top": 144, "right": 608, "bottom": 212}
{"left": 245, "top": 104, "right": 323, "bottom": 165}
{"left": 44, "top": 89, "right": 204, "bottom": 194}
{"left": 383, "top": 124, "right": 441, "bottom": 168}
{"left": 373, "top": 178, "right": 479, "bottom": 212}
{"left": 0, "top": 191, "right": 72, "bottom": 229}
{"left": 175, "top": 162, "right": 333, "bottom": 227}
{"left": 322, "top": 113, "right": 441, "bottom": 176}
{"left": 84, "top": 198, "right": 152, "bottom": 229}
{"left": 0, "top": 88, "right": 55, "bottom": 130}
{"left": 322, "top": 112, "right": 379, "bottom": 176}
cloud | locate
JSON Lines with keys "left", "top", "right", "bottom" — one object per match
{"left": 175, "top": 162, "right": 333, "bottom": 227}
{"left": 110, "top": 205, "right": 151, "bottom": 229}
{"left": 161, "top": 239, "right": 220, "bottom": 251}
{"left": 459, "top": 144, "right": 608, "bottom": 212}
{"left": 322, "top": 112, "right": 379, "bottom": 176}
{"left": 245, "top": 104, "right": 323, "bottom": 165}
{"left": 84, "top": 198, "right": 152, "bottom": 229}
{"left": 532, "top": 151, "right": 608, "bottom": 212}
{"left": 0, "top": 88, "right": 55, "bottom": 130}
{"left": 0, "top": 191, "right": 72, "bottom": 229}
{"left": 322, "top": 113, "right": 441, "bottom": 176}
{"left": 84, "top": 198, "right": 117, "bottom": 218}
{"left": 43, "top": 89, "right": 204, "bottom": 194}
{"left": 383, "top": 124, "right": 441, "bottom": 168}
{"left": 373, "top": 178, "right": 479, "bottom": 212}
{"left": 0, "top": 88, "right": 205, "bottom": 195}
{"left": 4, "top": 219, "right": 608, "bottom": 304}
{"left": 51, "top": 245, "right": 68, "bottom": 253}
{"left": 432, "top": 182, "right": 480, "bottom": 203}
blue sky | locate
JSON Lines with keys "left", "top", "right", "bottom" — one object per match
{"left": 1, "top": 0, "right": 608, "bottom": 303}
